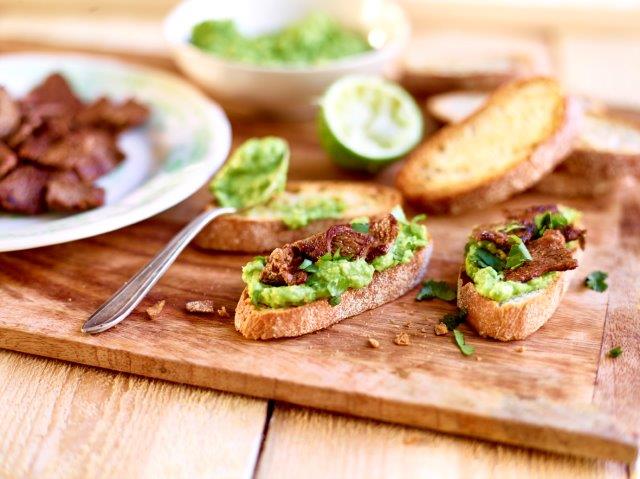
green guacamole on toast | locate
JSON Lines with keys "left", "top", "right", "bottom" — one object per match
{"left": 464, "top": 205, "right": 582, "bottom": 303}
{"left": 242, "top": 208, "right": 429, "bottom": 309}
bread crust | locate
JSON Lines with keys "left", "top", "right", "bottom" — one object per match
{"left": 195, "top": 181, "right": 401, "bottom": 253}
{"left": 235, "top": 242, "right": 433, "bottom": 340}
{"left": 402, "top": 55, "right": 533, "bottom": 95}
{"left": 397, "top": 78, "right": 582, "bottom": 215}
{"left": 457, "top": 249, "right": 582, "bottom": 341}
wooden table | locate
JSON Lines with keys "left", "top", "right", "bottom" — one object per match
{"left": 1, "top": 17, "right": 639, "bottom": 479}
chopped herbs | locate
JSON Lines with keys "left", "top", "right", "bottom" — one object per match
{"left": 351, "top": 222, "right": 369, "bottom": 234}
{"left": 416, "top": 280, "right": 456, "bottom": 302}
{"left": 585, "top": 271, "right": 608, "bottom": 292}
{"left": 329, "top": 295, "right": 342, "bottom": 306}
{"left": 476, "top": 248, "right": 504, "bottom": 271}
{"left": 299, "top": 258, "right": 318, "bottom": 273}
{"left": 534, "top": 211, "right": 568, "bottom": 237}
{"left": 502, "top": 221, "right": 526, "bottom": 233}
{"left": 453, "top": 329, "right": 475, "bottom": 356}
{"left": 505, "top": 235, "right": 532, "bottom": 270}
{"left": 442, "top": 308, "right": 467, "bottom": 331}
{"left": 608, "top": 346, "right": 623, "bottom": 358}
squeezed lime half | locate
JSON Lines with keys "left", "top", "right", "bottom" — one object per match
{"left": 318, "top": 75, "right": 423, "bottom": 173}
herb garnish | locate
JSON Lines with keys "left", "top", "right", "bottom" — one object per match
{"left": 442, "top": 308, "right": 467, "bottom": 331}
{"left": 329, "top": 295, "right": 341, "bottom": 306}
{"left": 476, "top": 248, "right": 504, "bottom": 271}
{"left": 585, "top": 271, "right": 608, "bottom": 292}
{"left": 502, "top": 221, "right": 526, "bottom": 233}
{"left": 351, "top": 222, "right": 369, "bottom": 234}
{"left": 505, "top": 235, "right": 532, "bottom": 269}
{"left": 608, "top": 346, "right": 623, "bottom": 358}
{"left": 299, "top": 258, "right": 318, "bottom": 273}
{"left": 534, "top": 211, "right": 568, "bottom": 237}
{"left": 416, "top": 280, "right": 456, "bottom": 302}
{"left": 453, "top": 329, "right": 475, "bottom": 356}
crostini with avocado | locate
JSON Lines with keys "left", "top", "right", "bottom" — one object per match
{"left": 234, "top": 207, "right": 433, "bottom": 340}
{"left": 457, "top": 204, "right": 586, "bottom": 341}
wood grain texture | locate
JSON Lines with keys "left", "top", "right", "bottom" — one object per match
{"left": 0, "top": 117, "right": 636, "bottom": 462}
{"left": 0, "top": 348, "right": 268, "bottom": 479}
{"left": 257, "top": 405, "right": 620, "bottom": 479}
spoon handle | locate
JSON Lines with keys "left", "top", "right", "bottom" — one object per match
{"left": 82, "top": 206, "right": 236, "bottom": 334}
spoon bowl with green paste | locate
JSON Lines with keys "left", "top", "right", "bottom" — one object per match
{"left": 164, "top": 0, "right": 410, "bottom": 118}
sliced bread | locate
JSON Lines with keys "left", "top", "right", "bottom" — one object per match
{"left": 457, "top": 248, "right": 582, "bottom": 341}
{"left": 235, "top": 242, "right": 433, "bottom": 340}
{"left": 397, "top": 77, "right": 580, "bottom": 214}
{"left": 425, "top": 90, "right": 488, "bottom": 124}
{"left": 195, "top": 181, "right": 401, "bottom": 253}
{"left": 403, "top": 53, "right": 534, "bottom": 95}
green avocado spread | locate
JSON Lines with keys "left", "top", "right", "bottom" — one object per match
{"left": 242, "top": 209, "right": 429, "bottom": 309}
{"left": 464, "top": 206, "right": 580, "bottom": 303}
{"left": 245, "top": 194, "right": 346, "bottom": 229}
{"left": 210, "top": 137, "right": 289, "bottom": 209}
{"left": 191, "top": 13, "right": 372, "bottom": 67}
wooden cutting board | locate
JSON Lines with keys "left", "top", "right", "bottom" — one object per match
{"left": 0, "top": 120, "right": 638, "bottom": 464}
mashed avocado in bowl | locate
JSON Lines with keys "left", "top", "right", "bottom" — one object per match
{"left": 191, "top": 13, "right": 372, "bottom": 67}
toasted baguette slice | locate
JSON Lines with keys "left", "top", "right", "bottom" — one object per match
{"left": 429, "top": 93, "right": 640, "bottom": 191}
{"left": 397, "top": 78, "right": 580, "bottom": 215}
{"left": 532, "top": 169, "right": 618, "bottom": 197}
{"left": 235, "top": 243, "right": 433, "bottom": 340}
{"left": 195, "top": 181, "right": 401, "bottom": 253}
{"left": 457, "top": 262, "right": 577, "bottom": 342}
{"left": 403, "top": 52, "right": 534, "bottom": 95}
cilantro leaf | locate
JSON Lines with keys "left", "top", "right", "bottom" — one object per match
{"left": 453, "top": 329, "right": 475, "bottom": 356}
{"left": 351, "top": 222, "right": 369, "bottom": 234}
{"left": 442, "top": 308, "right": 467, "bottom": 331}
{"left": 329, "top": 295, "right": 341, "bottom": 306}
{"left": 476, "top": 248, "right": 504, "bottom": 271}
{"left": 502, "top": 221, "right": 526, "bottom": 233}
{"left": 299, "top": 258, "right": 318, "bottom": 273}
{"left": 505, "top": 235, "right": 532, "bottom": 269}
{"left": 534, "top": 211, "right": 568, "bottom": 237}
{"left": 416, "top": 280, "right": 456, "bottom": 302}
{"left": 608, "top": 346, "right": 623, "bottom": 358}
{"left": 585, "top": 271, "right": 608, "bottom": 292}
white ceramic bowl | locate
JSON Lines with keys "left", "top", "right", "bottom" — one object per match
{"left": 164, "top": 0, "right": 410, "bottom": 118}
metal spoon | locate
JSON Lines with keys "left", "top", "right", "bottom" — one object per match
{"left": 81, "top": 206, "right": 235, "bottom": 334}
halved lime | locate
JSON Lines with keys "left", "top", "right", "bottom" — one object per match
{"left": 318, "top": 75, "right": 423, "bottom": 173}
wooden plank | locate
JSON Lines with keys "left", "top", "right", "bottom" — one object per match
{"left": 0, "top": 114, "right": 637, "bottom": 461}
{"left": 592, "top": 187, "right": 640, "bottom": 445}
{"left": 257, "top": 405, "right": 623, "bottom": 479}
{"left": 0, "top": 349, "right": 268, "bottom": 479}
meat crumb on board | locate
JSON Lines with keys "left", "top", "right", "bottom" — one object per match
{"left": 434, "top": 322, "right": 448, "bottom": 336}
{"left": 186, "top": 300, "right": 216, "bottom": 313}
{"left": 368, "top": 338, "right": 380, "bottom": 348}
{"left": 146, "top": 300, "right": 165, "bottom": 319}
{"left": 394, "top": 332, "right": 411, "bottom": 346}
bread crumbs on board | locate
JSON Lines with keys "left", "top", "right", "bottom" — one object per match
{"left": 217, "top": 306, "right": 230, "bottom": 318}
{"left": 146, "top": 300, "right": 165, "bottom": 319}
{"left": 394, "top": 332, "right": 411, "bottom": 346}
{"left": 368, "top": 338, "right": 380, "bottom": 348}
{"left": 515, "top": 345, "right": 526, "bottom": 353}
{"left": 186, "top": 300, "right": 216, "bottom": 313}
{"left": 434, "top": 322, "right": 448, "bottom": 336}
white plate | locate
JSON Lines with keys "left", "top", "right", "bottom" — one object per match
{"left": 0, "top": 53, "right": 232, "bottom": 252}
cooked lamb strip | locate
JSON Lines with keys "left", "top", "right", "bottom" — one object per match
{"left": 0, "top": 87, "right": 20, "bottom": 139}
{"left": 23, "top": 73, "right": 83, "bottom": 114}
{"left": 76, "top": 97, "right": 150, "bottom": 132}
{"left": 45, "top": 172, "right": 105, "bottom": 212}
{"left": 0, "top": 165, "right": 48, "bottom": 214}
{"left": 0, "top": 142, "right": 17, "bottom": 179}
{"left": 503, "top": 229, "right": 578, "bottom": 283}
